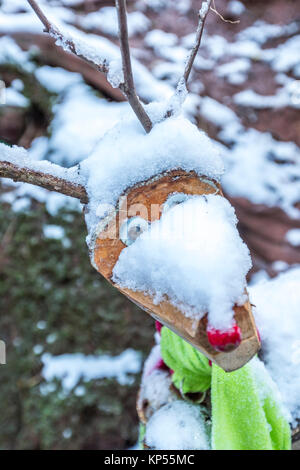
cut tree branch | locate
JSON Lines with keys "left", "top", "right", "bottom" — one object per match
{"left": 27, "top": 0, "right": 152, "bottom": 133}
{"left": 115, "top": 0, "right": 152, "bottom": 133}
{"left": 0, "top": 159, "right": 88, "bottom": 203}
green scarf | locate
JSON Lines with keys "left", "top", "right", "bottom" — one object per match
{"left": 160, "top": 327, "right": 291, "bottom": 450}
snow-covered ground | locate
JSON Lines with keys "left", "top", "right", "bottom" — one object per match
{"left": 41, "top": 349, "right": 142, "bottom": 390}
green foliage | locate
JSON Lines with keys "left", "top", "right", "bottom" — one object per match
{"left": 160, "top": 327, "right": 211, "bottom": 394}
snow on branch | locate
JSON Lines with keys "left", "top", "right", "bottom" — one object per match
{"left": 27, "top": 0, "right": 108, "bottom": 75}
{"left": 181, "top": 0, "right": 212, "bottom": 87}
{"left": 167, "top": 0, "right": 212, "bottom": 114}
{"left": 115, "top": 0, "right": 152, "bottom": 133}
{"left": 27, "top": 0, "right": 152, "bottom": 133}
{"left": 0, "top": 144, "right": 88, "bottom": 203}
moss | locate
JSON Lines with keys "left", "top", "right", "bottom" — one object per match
{"left": 0, "top": 194, "right": 154, "bottom": 449}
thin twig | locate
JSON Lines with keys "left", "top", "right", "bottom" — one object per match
{"left": 211, "top": 0, "right": 240, "bottom": 24}
{"left": 182, "top": 0, "right": 213, "bottom": 86}
{"left": 115, "top": 0, "right": 152, "bottom": 133}
{"left": 165, "top": 0, "right": 212, "bottom": 118}
{"left": 0, "top": 160, "right": 88, "bottom": 203}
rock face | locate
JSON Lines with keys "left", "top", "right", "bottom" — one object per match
{"left": 0, "top": 0, "right": 299, "bottom": 449}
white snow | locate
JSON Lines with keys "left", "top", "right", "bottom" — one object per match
{"left": 4, "top": 87, "right": 29, "bottom": 107}
{"left": 227, "top": 1, "right": 245, "bottom": 16}
{"left": 200, "top": 96, "right": 240, "bottom": 128}
{"left": 217, "top": 58, "right": 250, "bottom": 85}
{"left": 42, "top": 349, "right": 142, "bottom": 390}
{"left": 139, "top": 369, "right": 177, "bottom": 421}
{"left": 145, "top": 30, "right": 178, "bottom": 49}
{"left": 113, "top": 195, "right": 251, "bottom": 330}
{"left": 237, "top": 21, "right": 298, "bottom": 46}
{"left": 82, "top": 112, "right": 223, "bottom": 232}
{"left": 250, "top": 267, "right": 300, "bottom": 424}
{"left": 234, "top": 85, "right": 300, "bottom": 110}
{"left": 142, "top": 344, "right": 162, "bottom": 380}
{"left": 1, "top": 0, "right": 32, "bottom": 14}
{"left": 0, "top": 11, "right": 43, "bottom": 34}
{"left": 80, "top": 7, "right": 150, "bottom": 38}
{"left": 43, "top": 225, "right": 65, "bottom": 240}
{"left": 199, "top": 96, "right": 300, "bottom": 219}
{"left": 270, "top": 36, "right": 300, "bottom": 73}
{"left": 35, "top": 66, "right": 82, "bottom": 94}
{"left": 49, "top": 21, "right": 172, "bottom": 102}
{"left": 145, "top": 400, "right": 210, "bottom": 450}
{"left": 221, "top": 129, "right": 300, "bottom": 218}
{"left": 272, "top": 260, "right": 290, "bottom": 273}
{"left": 0, "top": 142, "right": 85, "bottom": 186}
{"left": 0, "top": 36, "right": 34, "bottom": 72}
{"left": 46, "top": 83, "right": 129, "bottom": 166}
{"left": 285, "top": 229, "right": 300, "bottom": 247}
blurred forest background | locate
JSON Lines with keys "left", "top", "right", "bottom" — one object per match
{"left": 0, "top": 0, "right": 299, "bottom": 449}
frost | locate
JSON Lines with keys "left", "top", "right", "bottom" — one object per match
{"left": 145, "top": 401, "right": 210, "bottom": 450}
{"left": 113, "top": 195, "right": 251, "bottom": 330}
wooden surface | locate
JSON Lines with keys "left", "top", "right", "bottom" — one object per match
{"left": 93, "top": 170, "right": 260, "bottom": 372}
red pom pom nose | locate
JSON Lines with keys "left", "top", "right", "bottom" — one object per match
{"left": 206, "top": 322, "right": 242, "bottom": 352}
{"left": 155, "top": 320, "right": 163, "bottom": 334}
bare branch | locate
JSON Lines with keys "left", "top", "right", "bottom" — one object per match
{"left": 181, "top": 0, "right": 212, "bottom": 86}
{"left": 27, "top": 0, "right": 108, "bottom": 74}
{"left": 164, "top": 1, "right": 212, "bottom": 118}
{"left": 27, "top": 0, "right": 152, "bottom": 133}
{"left": 115, "top": 0, "right": 152, "bottom": 133}
{"left": 0, "top": 159, "right": 88, "bottom": 203}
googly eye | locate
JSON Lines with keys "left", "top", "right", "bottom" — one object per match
{"left": 163, "top": 193, "right": 189, "bottom": 213}
{"left": 120, "top": 217, "right": 149, "bottom": 246}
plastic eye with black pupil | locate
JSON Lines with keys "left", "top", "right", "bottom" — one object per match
{"left": 120, "top": 217, "right": 150, "bottom": 246}
{"left": 163, "top": 193, "right": 190, "bottom": 213}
